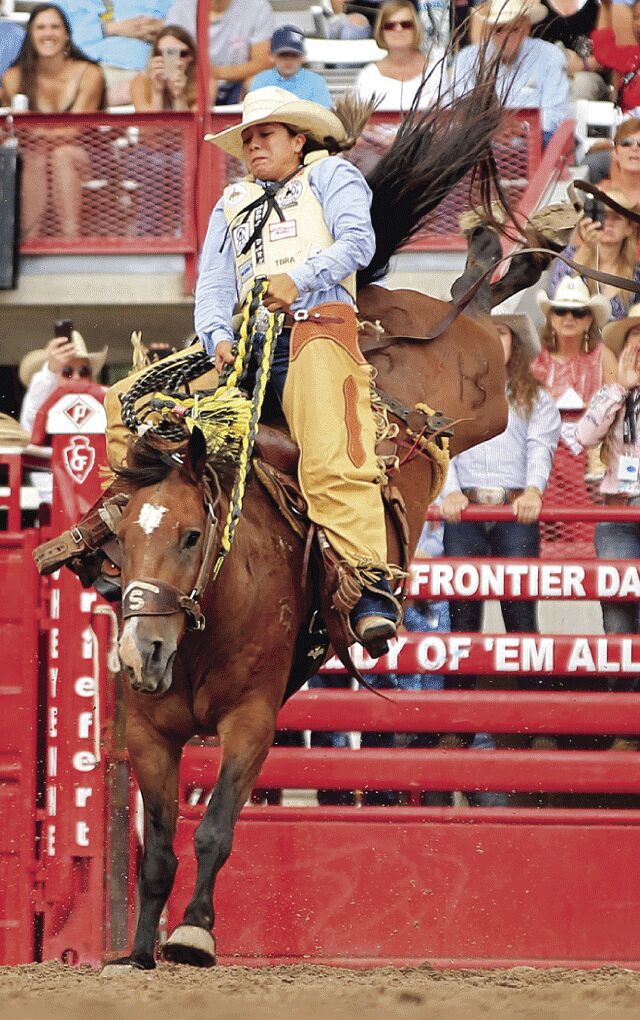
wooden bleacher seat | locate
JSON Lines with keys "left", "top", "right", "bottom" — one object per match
{"left": 304, "top": 36, "right": 386, "bottom": 97}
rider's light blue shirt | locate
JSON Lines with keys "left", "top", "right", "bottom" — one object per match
{"left": 195, "top": 155, "right": 376, "bottom": 355}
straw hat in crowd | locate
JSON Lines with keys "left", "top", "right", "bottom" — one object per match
{"left": 491, "top": 312, "right": 540, "bottom": 361}
{"left": 475, "top": 0, "right": 547, "bottom": 26}
{"left": 19, "top": 332, "right": 108, "bottom": 388}
{"left": 205, "top": 86, "right": 345, "bottom": 160}
{"left": 536, "top": 276, "right": 611, "bottom": 330}
{"left": 603, "top": 303, "right": 640, "bottom": 356}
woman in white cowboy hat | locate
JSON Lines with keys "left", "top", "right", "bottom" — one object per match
{"left": 195, "top": 86, "right": 402, "bottom": 657}
{"left": 574, "top": 303, "right": 640, "bottom": 740}
{"left": 19, "top": 330, "right": 107, "bottom": 437}
{"left": 549, "top": 186, "right": 640, "bottom": 322}
{"left": 533, "top": 275, "right": 616, "bottom": 404}
{"left": 437, "top": 312, "right": 561, "bottom": 759}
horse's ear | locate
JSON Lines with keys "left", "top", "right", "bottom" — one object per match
{"left": 185, "top": 426, "right": 208, "bottom": 480}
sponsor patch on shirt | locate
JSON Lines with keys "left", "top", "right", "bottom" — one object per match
{"left": 269, "top": 220, "right": 297, "bottom": 242}
{"left": 232, "top": 222, "right": 251, "bottom": 254}
{"left": 238, "top": 259, "right": 253, "bottom": 283}
{"left": 225, "top": 182, "right": 249, "bottom": 206}
{"left": 279, "top": 179, "right": 304, "bottom": 208}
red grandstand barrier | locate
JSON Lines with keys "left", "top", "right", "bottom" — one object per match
{"left": 2, "top": 112, "right": 198, "bottom": 258}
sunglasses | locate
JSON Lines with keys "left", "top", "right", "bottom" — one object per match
{"left": 159, "top": 47, "right": 191, "bottom": 57}
{"left": 618, "top": 138, "right": 640, "bottom": 148}
{"left": 382, "top": 19, "right": 414, "bottom": 29}
{"left": 62, "top": 365, "right": 91, "bottom": 379}
{"left": 551, "top": 307, "right": 591, "bottom": 319}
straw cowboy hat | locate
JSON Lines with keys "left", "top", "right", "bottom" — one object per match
{"left": 204, "top": 86, "right": 346, "bottom": 161}
{"left": 603, "top": 303, "right": 640, "bottom": 356}
{"left": 19, "top": 332, "right": 108, "bottom": 388}
{"left": 536, "top": 276, "right": 611, "bottom": 330}
{"left": 492, "top": 312, "right": 540, "bottom": 361}
{"left": 476, "top": 0, "right": 547, "bottom": 26}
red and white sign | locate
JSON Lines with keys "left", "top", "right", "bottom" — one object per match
{"left": 62, "top": 436, "right": 96, "bottom": 485}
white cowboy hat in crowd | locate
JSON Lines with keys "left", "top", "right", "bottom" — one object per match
{"left": 19, "top": 332, "right": 108, "bottom": 388}
{"left": 492, "top": 312, "right": 540, "bottom": 361}
{"left": 536, "top": 276, "right": 611, "bottom": 331}
{"left": 204, "top": 86, "right": 346, "bottom": 161}
{"left": 603, "top": 303, "right": 640, "bottom": 356}
{"left": 476, "top": 0, "right": 547, "bottom": 26}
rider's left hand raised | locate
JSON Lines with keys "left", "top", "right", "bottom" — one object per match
{"left": 264, "top": 274, "right": 299, "bottom": 313}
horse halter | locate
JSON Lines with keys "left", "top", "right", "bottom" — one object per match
{"left": 121, "top": 478, "right": 220, "bottom": 632}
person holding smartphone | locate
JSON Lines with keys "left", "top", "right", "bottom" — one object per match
{"left": 130, "top": 23, "right": 196, "bottom": 109}
{"left": 18, "top": 323, "right": 107, "bottom": 437}
{"left": 549, "top": 185, "right": 640, "bottom": 321}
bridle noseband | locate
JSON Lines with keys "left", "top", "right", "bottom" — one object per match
{"left": 121, "top": 478, "right": 220, "bottom": 632}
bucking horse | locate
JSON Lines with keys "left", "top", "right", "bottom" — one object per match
{"left": 66, "top": 60, "right": 524, "bottom": 972}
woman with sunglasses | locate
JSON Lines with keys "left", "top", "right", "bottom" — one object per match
{"left": 532, "top": 275, "right": 615, "bottom": 550}
{"left": 355, "top": 0, "right": 438, "bottom": 111}
{"left": 18, "top": 330, "right": 106, "bottom": 508}
{"left": 549, "top": 186, "right": 640, "bottom": 321}
{"left": 131, "top": 24, "right": 196, "bottom": 110}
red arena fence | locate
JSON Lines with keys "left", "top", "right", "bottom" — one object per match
{"left": 2, "top": 388, "right": 640, "bottom": 968}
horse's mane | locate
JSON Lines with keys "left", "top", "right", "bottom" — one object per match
{"left": 115, "top": 433, "right": 188, "bottom": 490}
{"left": 359, "top": 33, "right": 518, "bottom": 287}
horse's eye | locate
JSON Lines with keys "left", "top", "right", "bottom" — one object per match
{"left": 183, "top": 529, "right": 201, "bottom": 550}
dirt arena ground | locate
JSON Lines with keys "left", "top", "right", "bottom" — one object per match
{"left": 2, "top": 962, "right": 640, "bottom": 1018}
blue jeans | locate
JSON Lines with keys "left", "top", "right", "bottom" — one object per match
{"left": 443, "top": 520, "right": 542, "bottom": 692}
{"left": 595, "top": 522, "right": 640, "bottom": 693}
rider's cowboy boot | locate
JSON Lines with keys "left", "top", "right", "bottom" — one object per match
{"left": 350, "top": 575, "right": 400, "bottom": 659}
{"left": 33, "top": 485, "right": 127, "bottom": 591}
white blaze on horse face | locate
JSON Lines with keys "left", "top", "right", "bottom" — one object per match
{"left": 136, "top": 503, "right": 169, "bottom": 535}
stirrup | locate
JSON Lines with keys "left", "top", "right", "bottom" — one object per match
{"left": 354, "top": 615, "right": 397, "bottom": 658}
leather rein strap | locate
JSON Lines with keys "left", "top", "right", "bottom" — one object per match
{"left": 369, "top": 246, "right": 640, "bottom": 349}
{"left": 122, "top": 483, "right": 219, "bottom": 632}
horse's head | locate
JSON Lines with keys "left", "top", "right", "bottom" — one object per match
{"left": 116, "top": 428, "right": 219, "bottom": 694}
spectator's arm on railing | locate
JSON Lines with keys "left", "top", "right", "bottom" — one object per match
{"left": 525, "top": 390, "right": 561, "bottom": 494}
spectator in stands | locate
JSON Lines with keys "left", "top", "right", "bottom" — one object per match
{"left": 0, "top": 19, "right": 24, "bottom": 78}
{"left": 607, "top": 118, "right": 640, "bottom": 206}
{"left": 531, "top": 0, "right": 607, "bottom": 101}
{"left": 19, "top": 330, "right": 107, "bottom": 434}
{"left": 533, "top": 276, "right": 616, "bottom": 406}
{"left": 534, "top": 276, "right": 614, "bottom": 507}
{"left": 55, "top": 0, "right": 169, "bottom": 107}
{"left": 438, "top": 313, "right": 561, "bottom": 751}
{"left": 1, "top": 4, "right": 105, "bottom": 239}
{"left": 320, "top": 0, "right": 371, "bottom": 40}
{"left": 576, "top": 304, "right": 640, "bottom": 743}
{"left": 131, "top": 23, "right": 195, "bottom": 108}
{"left": 549, "top": 188, "right": 640, "bottom": 321}
{"left": 451, "top": 0, "right": 570, "bottom": 146}
{"left": 249, "top": 25, "right": 332, "bottom": 108}
{"left": 355, "top": 0, "right": 439, "bottom": 110}
{"left": 591, "top": 0, "right": 640, "bottom": 113}
{"left": 19, "top": 331, "right": 107, "bottom": 504}
{"left": 165, "top": 0, "right": 273, "bottom": 105}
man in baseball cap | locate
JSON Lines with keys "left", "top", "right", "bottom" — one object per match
{"left": 248, "top": 24, "right": 333, "bottom": 107}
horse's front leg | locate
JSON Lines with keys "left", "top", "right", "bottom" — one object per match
{"left": 163, "top": 697, "right": 276, "bottom": 967}
{"left": 104, "top": 726, "right": 182, "bottom": 973}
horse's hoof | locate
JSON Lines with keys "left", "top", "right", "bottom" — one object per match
{"left": 162, "top": 925, "right": 216, "bottom": 967}
{"left": 100, "top": 956, "right": 155, "bottom": 977}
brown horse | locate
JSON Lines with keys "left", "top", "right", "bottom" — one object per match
{"left": 109, "top": 297, "right": 506, "bottom": 972}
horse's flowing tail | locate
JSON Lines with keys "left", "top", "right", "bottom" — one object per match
{"left": 358, "top": 41, "right": 516, "bottom": 288}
